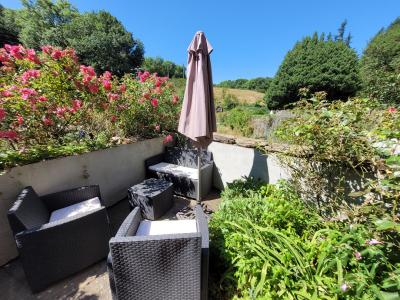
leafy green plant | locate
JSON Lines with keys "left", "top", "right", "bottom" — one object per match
{"left": 209, "top": 179, "right": 400, "bottom": 299}
{"left": 273, "top": 93, "right": 399, "bottom": 217}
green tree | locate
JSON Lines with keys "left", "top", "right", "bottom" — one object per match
{"left": 12, "top": 0, "right": 143, "bottom": 75}
{"left": 61, "top": 11, "right": 144, "bottom": 75}
{"left": 245, "top": 77, "right": 272, "bottom": 92}
{"left": 217, "top": 77, "right": 272, "bottom": 92}
{"left": 142, "top": 56, "right": 185, "bottom": 78}
{"left": 360, "top": 18, "right": 400, "bottom": 104}
{"left": 0, "top": 5, "right": 21, "bottom": 45}
{"left": 18, "top": 0, "right": 78, "bottom": 49}
{"left": 265, "top": 33, "right": 360, "bottom": 109}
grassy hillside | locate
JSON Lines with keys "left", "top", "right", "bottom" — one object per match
{"left": 170, "top": 78, "right": 265, "bottom": 104}
{"left": 213, "top": 87, "right": 264, "bottom": 104}
{"left": 170, "top": 78, "right": 269, "bottom": 137}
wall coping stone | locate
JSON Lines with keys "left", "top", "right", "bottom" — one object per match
{"left": 213, "top": 133, "right": 311, "bottom": 156}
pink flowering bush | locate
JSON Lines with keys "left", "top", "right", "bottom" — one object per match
{"left": 0, "top": 44, "right": 180, "bottom": 169}
{"left": 113, "top": 71, "right": 180, "bottom": 138}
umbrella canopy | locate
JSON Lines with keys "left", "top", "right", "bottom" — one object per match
{"left": 178, "top": 31, "right": 216, "bottom": 148}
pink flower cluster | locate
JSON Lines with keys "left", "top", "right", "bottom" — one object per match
{"left": 0, "top": 108, "right": 6, "bottom": 121}
{"left": 100, "top": 71, "right": 113, "bottom": 90}
{"left": 388, "top": 107, "right": 397, "bottom": 113}
{"left": 151, "top": 98, "right": 159, "bottom": 108}
{"left": 80, "top": 65, "right": 99, "bottom": 94}
{"left": 103, "top": 80, "right": 112, "bottom": 91}
{"left": 1, "top": 90, "right": 13, "bottom": 97}
{"left": 155, "top": 76, "right": 168, "bottom": 88}
{"left": 20, "top": 88, "right": 37, "bottom": 100}
{"left": 0, "top": 130, "right": 17, "bottom": 139}
{"left": 41, "top": 45, "right": 77, "bottom": 62}
{"left": 1, "top": 44, "right": 40, "bottom": 66}
{"left": 21, "top": 69, "right": 41, "bottom": 84}
{"left": 138, "top": 71, "right": 150, "bottom": 82}
{"left": 26, "top": 49, "right": 40, "bottom": 64}
{"left": 119, "top": 83, "right": 126, "bottom": 93}
{"left": 163, "top": 134, "right": 173, "bottom": 144}
{"left": 5, "top": 44, "right": 24, "bottom": 60}
{"left": 108, "top": 93, "right": 120, "bottom": 101}
{"left": 42, "top": 115, "right": 53, "bottom": 126}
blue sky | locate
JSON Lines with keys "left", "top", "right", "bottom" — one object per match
{"left": 2, "top": 0, "right": 400, "bottom": 83}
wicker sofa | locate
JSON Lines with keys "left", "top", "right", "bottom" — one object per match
{"left": 7, "top": 185, "right": 110, "bottom": 292}
{"left": 145, "top": 147, "right": 214, "bottom": 199}
{"left": 107, "top": 205, "right": 209, "bottom": 300}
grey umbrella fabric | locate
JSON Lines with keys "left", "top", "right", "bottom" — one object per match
{"left": 178, "top": 31, "right": 216, "bottom": 148}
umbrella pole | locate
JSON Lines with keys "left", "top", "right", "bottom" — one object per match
{"left": 197, "top": 147, "right": 201, "bottom": 204}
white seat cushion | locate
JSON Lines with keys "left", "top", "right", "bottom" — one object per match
{"left": 49, "top": 197, "right": 101, "bottom": 223}
{"left": 136, "top": 219, "right": 197, "bottom": 236}
{"left": 148, "top": 162, "right": 198, "bottom": 180}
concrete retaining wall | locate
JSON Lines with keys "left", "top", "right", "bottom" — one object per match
{"left": 209, "top": 142, "right": 289, "bottom": 189}
{"left": 0, "top": 138, "right": 369, "bottom": 266}
{"left": 0, "top": 137, "right": 164, "bottom": 266}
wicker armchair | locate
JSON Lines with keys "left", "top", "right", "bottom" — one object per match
{"left": 107, "top": 205, "right": 209, "bottom": 300}
{"left": 145, "top": 147, "right": 214, "bottom": 199}
{"left": 7, "top": 185, "right": 110, "bottom": 292}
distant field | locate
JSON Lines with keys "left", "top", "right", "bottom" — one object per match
{"left": 170, "top": 78, "right": 265, "bottom": 105}
{"left": 213, "top": 87, "right": 264, "bottom": 104}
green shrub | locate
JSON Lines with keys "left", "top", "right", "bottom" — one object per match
{"left": 360, "top": 18, "right": 400, "bottom": 104}
{"left": 274, "top": 94, "right": 399, "bottom": 217}
{"left": 221, "top": 89, "right": 240, "bottom": 110}
{"left": 219, "top": 107, "right": 253, "bottom": 136}
{"left": 265, "top": 33, "right": 360, "bottom": 109}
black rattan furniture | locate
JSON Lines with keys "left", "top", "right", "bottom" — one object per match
{"left": 145, "top": 147, "right": 213, "bottom": 199}
{"left": 107, "top": 205, "right": 209, "bottom": 300}
{"left": 128, "top": 178, "right": 173, "bottom": 220}
{"left": 7, "top": 185, "right": 110, "bottom": 292}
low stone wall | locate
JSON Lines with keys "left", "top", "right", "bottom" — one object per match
{"left": 0, "top": 137, "right": 164, "bottom": 266}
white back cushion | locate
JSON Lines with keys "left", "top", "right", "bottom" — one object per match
{"left": 49, "top": 197, "right": 101, "bottom": 223}
{"left": 136, "top": 219, "right": 197, "bottom": 236}
{"left": 148, "top": 162, "right": 198, "bottom": 180}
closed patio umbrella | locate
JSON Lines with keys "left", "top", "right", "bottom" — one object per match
{"left": 178, "top": 31, "right": 217, "bottom": 203}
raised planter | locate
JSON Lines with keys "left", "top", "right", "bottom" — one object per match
{"left": 0, "top": 137, "right": 164, "bottom": 266}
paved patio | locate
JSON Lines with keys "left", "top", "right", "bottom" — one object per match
{"left": 1, "top": 191, "right": 220, "bottom": 300}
